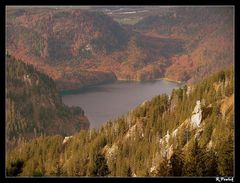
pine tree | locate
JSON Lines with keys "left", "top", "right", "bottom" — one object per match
{"left": 156, "top": 157, "right": 170, "bottom": 176}
{"left": 50, "top": 161, "right": 62, "bottom": 176}
{"left": 7, "top": 159, "right": 24, "bottom": 176}
{"left": 183, "top": 139, "right": 217, "bottom": 176}
{"left": 205, "top": 150, "right": 218, "bottom": 176}
{"left": 195, "top": 144, "right": 207, "bottom": 176}
{"left": 170, "top": 150, "right": 183, "bottom": 176}
{"left": 183, "top": 140, "right": 198, "bottom": 176}
{"left": 92, "top": 153, "right": 110, "bottom": 176}
{"left": 127, "top": 166, "right": 132, "bottom": 177}
{"left": 217, "top": 137, "right": 233, "bottom": 176}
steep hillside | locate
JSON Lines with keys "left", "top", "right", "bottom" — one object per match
{"left": 135, "top": 7, "right": 233, "bottom": 83}
{"left": 6, "top": 7, "right": 184, "bottom": 90}
{"left": 6, "top": 8, "right": 128, "bottom": 90}
{"left": 6, "top": 7, "right": 233, "bottom": 91}
{"left": 7, "top": 67, "right": 234, "bottom": 176}
{"left": 7, "top": 8, "right": 129, "bottom": 62}
{"left": 6, "top": 55, "right": 89, "bottom": 145}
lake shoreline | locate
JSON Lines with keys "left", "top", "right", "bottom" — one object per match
{"left": 118, "top": 78, "right": 183, "bottom": 84}
{"left": 61, "top": 79, "right": 181, "bottom": 129}
{"left": 60, "top": 78, "right": 184, "bottom": 95}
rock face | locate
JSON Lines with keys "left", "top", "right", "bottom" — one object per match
{"left": 104, "top": 144, "right": 118, "bottom": 161}
{"left": 191, "top": 100, "right": 202, "bottom": 127}
{"left": 63, "top": 136, "right": 73, "bottom": 144}
{"left": 165, "top": 130, "right": 170, "bottom": 144}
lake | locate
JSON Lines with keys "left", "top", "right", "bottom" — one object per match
{"left": 61, "top": 80, "right": 182, "bottom": 129}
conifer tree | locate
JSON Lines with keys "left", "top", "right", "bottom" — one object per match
{"left": 183, "top": 140, "right": 198, "bottom": 176}
{"left": 127, "top": 166, "right": 132, "bottom": 177}
{"left": 170, "top": 150, "right": 183, "bottom": 176}
{"left": 205, "top": 150, "right": 218, "bottom": 176}
{"left": 195, "top": 145, "right": 207, "bottom": 176}
{"left": 92, "top": 153, "right": 110, "bottom": 176}
{"left": 7, "top": 159, "right": 24, "bottom": 176}
{"left": 51, "top": 161, "right": 63, "bottom": 176}
{"left": 217, "top": 137, "right": 233, "bottom": 176}
{"left": 156, "top": 157, "right": 170, "bottom": 176}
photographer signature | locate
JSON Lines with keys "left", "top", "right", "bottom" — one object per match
{"left": 216, "top": 177, "right": 234, "bottom": 182}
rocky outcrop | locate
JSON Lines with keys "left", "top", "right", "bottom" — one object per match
{"left": 62, "top": 136, "right": 73, "bottom": 144}
{"left": 103, "top": 143, "right": 119, "bottom": 162}
{"left": 124, "top": 122, "right": 144, "bottom": 140}
{"left": 191, "top": 100, "right": 202, "bottom": 127}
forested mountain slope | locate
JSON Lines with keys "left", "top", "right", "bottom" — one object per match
{"left": 6, "top": 7, "right": 233, "bottom": 90}
{"left": 7, "top": 67, "right": 234, "bottom": 176}
{"left": 6, "top": 55, "right": 89, "bottom": 146}
{"left": 6, "top": 7, "right": 183, "bottom": 89}
{"left": 6, "top": 8, "right": 128, "bottom": 90}
{"left": 135, "top": 7, "right": 233, "bottom": 83}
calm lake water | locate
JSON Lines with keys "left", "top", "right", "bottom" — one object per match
{"left": 61, "top": 80, "right": 181, "bottom": 129}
